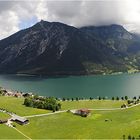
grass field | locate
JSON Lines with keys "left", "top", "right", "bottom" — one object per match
{"left": 0, "top": 96, "right": 50, "bottom": 116}
{"left": 0, "top": 124, "right": 25, "bottom": 139}
{"left": 0, "top": 96, "right": 140, "bottom": 139}
{"left": 0, "top": 96, "right": 126, "bottom": 116}
{"left": 0, "top": 112, "right": 10, "bottom": 120}
{"left": 60, "top": 100, "right": 126, "bottom": 110}
{"left": 16, "top": 106, "right": 140, "bottom": 139}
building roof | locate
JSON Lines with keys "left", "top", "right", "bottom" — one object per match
{"left": 78, "top": 109, "right": 90, "bottom": 113}
{"left": 11, "top": 115, "right": 28, "bottom": 123}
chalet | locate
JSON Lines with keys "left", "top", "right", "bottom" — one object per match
{"left": 75, "top": 109, "right": 91, "bottom": 117}
{"left": 10, "top": 115, "right": 29, "bottom": 125}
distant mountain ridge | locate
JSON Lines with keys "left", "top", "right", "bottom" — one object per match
{"left": 0, "top": 20, "right": 140, "bottom": 75}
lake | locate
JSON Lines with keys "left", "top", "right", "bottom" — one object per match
{"left": 0, "top": 73, "right": 140, "bottom": 99}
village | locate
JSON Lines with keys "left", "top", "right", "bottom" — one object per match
{"left": 0, "top": 87, "right": 33, "bottom": 98}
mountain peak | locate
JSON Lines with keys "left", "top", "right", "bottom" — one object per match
{"left": 0, "top": 20, "right": 139, "bottom": 75}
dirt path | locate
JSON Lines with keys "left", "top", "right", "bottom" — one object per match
{"left": 12, "top": 126, "right": 32, "bottom": 140}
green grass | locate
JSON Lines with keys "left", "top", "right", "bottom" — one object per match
{"left": 0, "top": 96, "right": 126, "bottom": 116}
{"left": 0, "top": 124, "right": 25, "bottom": 139}
{"left": 0, "top": 96, "right": 51, "bottom": 116}
{"left": 60, "top": 100, "right": 126, "bottom": 110}
{"left": 0, "top": 112, "right": 10, "bottom": 120}
{"left": 0, "top": 96, "right": 140, "bottom": 139}
{"left": 16, "top": 105, "right": 140, "bottom": 139}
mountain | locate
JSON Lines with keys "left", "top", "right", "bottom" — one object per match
{"left": 0, "top": 20, "right": 140, "bottom": 75}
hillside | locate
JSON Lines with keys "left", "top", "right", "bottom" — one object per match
{"left": 0, "top": 21, "right": 140, "bottom": 75}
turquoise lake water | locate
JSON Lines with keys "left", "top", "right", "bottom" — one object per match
{"left": 0, "top": 73, "right": 140, "bottom": 98}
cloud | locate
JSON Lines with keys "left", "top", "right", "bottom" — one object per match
{"left": 0, "top": 10, "right": 19, "bottom": 39}
{"left": 0, "top": 0, "right": 140, "bottom": 39}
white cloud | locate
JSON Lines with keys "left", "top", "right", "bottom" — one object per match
{"left": 1, "top": 0, "right": 140, "bottom": 39}
{"left": 0, "top": 10, "right": 19, "bottom": 39}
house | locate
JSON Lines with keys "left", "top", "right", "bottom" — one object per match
{"left": 10, "top": 115, "right": 29, "bottom": 125}
{"left": 75, "top": 109, "right": 91, "bottom": 117}
{"left": 14, "top": 92, "right": 23, "bottom": 98}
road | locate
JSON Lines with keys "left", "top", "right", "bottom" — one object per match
{"left": 24, "top": 110, "right": 67, "bottom": 118}
{"left": 23, "top": 102, "right": 140, "bottom": 118}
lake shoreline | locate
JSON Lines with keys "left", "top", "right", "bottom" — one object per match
{"left": 0, "top": 69, "right": 139, "bottom": 79}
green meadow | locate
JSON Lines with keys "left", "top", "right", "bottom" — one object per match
{"left": 0, "top": 112, "right": 10, "bottom": 120}
{"left": 0, "top": 124, "right": 25, "bottom": 139}
{"left": 60, "top": 100, "right": 126, "bottom": 110}
{"left": 0, "top": 96, "right": 140, "bottom": 139}
{"left": 0, "top": 96, "right": 50, "bottom": 116}
{"left": 15, "top": 106, "right": 140, "bottom": 139}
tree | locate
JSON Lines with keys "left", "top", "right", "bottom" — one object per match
{"left": 0, "top": 90, "right": 3, "bottom": 95}
{"left": 127, "top": 100, "right": 131, "bottom": 104}
{"left": 33, "top": 94, "right": 39, "bottom": 100}
{"left": 58, "top": 103, "right": 61, "bottom": 110}
{"left": 71, "top": 98, "right": 74, "bottom": 101}
{"left": 122, "top": 134, "right": 125, "bottom": 140}
{"left": 98, "top": 96, "right": 101, "bottom": 100}
{"left": 133, "top": 96, "right": 137, "bottom": 100}
{"left": 128, "top": 135, "right": 131, "bottom": 140}
{"left": 52, "top": 105, "right": 56, "bottom": 112}
{"left": 121, "top": 97, "right": 124, "bottom": 100}
{"left": 37, "top": 102, "right": 44, "bottom": 109}
{"left": 116, "top": 96, "right": 119, "bottom": 100}
{"left": 112, "top": 97, "right": 115, "bottom": 100}
{"left": 24, "top": 97, "right": 33, "bottom": 107}
{"left": 90, "top": 97, "right": 93, "bottom": 100}
{"left": 125, "top": 96, "right": 128, "bottom": 100}
{"left": 76, "top": 97, "right": 79, "bottom": 101}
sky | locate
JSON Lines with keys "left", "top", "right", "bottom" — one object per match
{"left": 0, "top": 0, "right": 140, "bottom": 39}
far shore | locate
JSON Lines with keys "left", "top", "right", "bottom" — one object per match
{"left": 0, "top": 69, "right": 140, "bottom": 78}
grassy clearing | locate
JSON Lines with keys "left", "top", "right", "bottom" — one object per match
{"left": 60, "top": 100, "right": 126, "bottom": 110}
{"left": 0, "top": 96, "right": 51, "bottom": 116}
{"left": 16, "top": 105, "right": 140, "bottom": 139}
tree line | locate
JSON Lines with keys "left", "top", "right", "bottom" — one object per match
{"left": 59, "top": 95, "right": 140, "bottom": 101}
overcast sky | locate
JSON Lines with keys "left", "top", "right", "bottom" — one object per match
{"left": 0, "top": 0, "right": 140, "bottom": 39}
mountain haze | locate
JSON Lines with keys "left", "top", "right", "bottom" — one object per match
{"left": 0, "top": 20, "right": 140, "bottom": 75}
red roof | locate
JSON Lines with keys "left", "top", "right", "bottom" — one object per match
{"left": 78, "top": 109, "right": 90, "bottom": 113}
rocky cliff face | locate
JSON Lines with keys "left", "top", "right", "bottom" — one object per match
{"left": 0, "top": 20, "right": 140, "bottom": 75}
